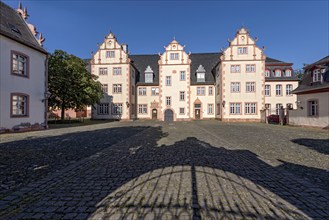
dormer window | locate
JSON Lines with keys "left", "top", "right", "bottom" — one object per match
{"left": 313, "top": 69, "right": 322, "bottom": 82}
{"left": 265, "top": 69, "right": 270, "bottom": 77}
{"left": 275, "top": 69, "right": 281, "bottom": 77}
{"left": 196, "top": 65, "right": 206, "bottom": 82}
{"left": 285, "top": 69, "right": 292, "bottom": 77}
{"left": 144, "top": 65, "right": 154, "bottom": 83}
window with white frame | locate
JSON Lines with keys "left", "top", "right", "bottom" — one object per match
{"left": 276, "top": 103, "right": 282, "bottom": 115}
{"left": 313, "top": 69, "right": 322, "bottom": 82}
{"left": 138, "top": 104, "right": 147, "bottom": 114}
{"left": 113, "top": 84, "right": 122, "bottom": 93}
{"left": 245, "top": 103, "right": 257, "bottom": 114}
{"left": 276, "top": 84, "right": 282, "bottom": 96}
{"left": 265, "top": 103, "right": 271, "bottom": 111}
{"left": 230, "top": 65, "right": 241, "bottom": 73}
{"left": 231, "top": 82, "right": 240, "bottom": 93}
{"left": 112, "top": 103, "right": 123, "bottom": 115}
{"left": 106, "top": 51, "right": 115, "bottom": 58}
{"left": 180, "top": 71, "right": 185, "bottom": 81}
{"left": 166, "top": 97, "right": 171, "bottom": 106}
{"left": 11, "top": 94, "right": 28, "bottom": 116}
{"left": 151, "top": 87, "right": 159, "bottom": 96}
{"left": 98, "top": 103, "right": 109, "bottom": 115}
{"left": 238, "top": 47, "right": 248, "bottom": 54}
{"left": 285, "top": 69, "right": 292, "bottom": 77}
{"left": 286, "top": 84, "right": 293, "bottom": 95}
{"left": 99, "top": 68, "right": 108, "bottom": 75}
{"left": 209, "top": 86, "right": 213, "bottom": 95}
{"left": 101, "top": 84, "right": 108, "bottom": 94}
{"left": 138, "top": 87, "right": 146, "bottom": 96}
{"left": 179, "top": 91, "right": 185, "bottom": 101}
{"left": 246, "top": 82, "right": 255, "bottom": 92}
{"left": 265, "top": 85, "right": 271, "bottom": 96}
{"left": 12, "top": 53, "right": 28, "bottom": 77}
{"left": 308, "top": 100, "right": 318, "bottom": 116}
{"left": 197, "top": 87, "right": 205, "bottom": 95}
{"left": 144, "top": 66, "right": 154, "bottom": 83}
{"left": 246, "top": 64, "right": 256, "bottom": 73}
{"left": 230, "top": 103, "right": 241, "bottom": 114}
{"left": 166, "top": 76, "right": 171, "bottom": 86}
{"left": 208, "top": 104, "right": 214, "bottom": 114}
{"left": 265, "top": 69, "right": 270, "bottom": 77}
{"left": 113, "top": 67, "right": 122, "bottom": 75}
{"left": 170, "top": 53, "right": 179, "bottom": 60}
{"left": 275, "top": 69, "right": 281, "bottom": 77}
{"left": 179, "top": 108, "right": 185, "bottom": 114}
{"left": 197, "top": 72, "right": 205, "bottom": 82}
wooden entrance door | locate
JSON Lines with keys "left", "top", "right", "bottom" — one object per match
{"left": 164, "top": 109, "right": 174, "bottom": 122}
{"left": 195, "top": 109, "right": 201, "bottom": 119}
{"left": 152, "top": 109, "right": 157, "bottom": 119}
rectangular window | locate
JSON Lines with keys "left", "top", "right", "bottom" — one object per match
{"left": 246, "top": 82, "right": 255, "bottom": 92}
{"left": 12, "top": 52, "right": 28, "bottom": 77}
{"left": 138, "top": 104, "right": 148, "bottom": 114}
{"left": 180, "top": 71, "right": 185, "bottom": 81}
{"left": 197, "top": 87, "right": 205, "bottom": 95}
{"left": 179, "top": 91, "right": 185, "bottom": 101}
{"left": 231, "top": 82, "right": 240, "bottom": 93}
{"left": 265, "top": 103, "right": 271, "bottom": 111}
{"left": 276, "top": 103, "right": 283, "bottom": 115}
{"left": 179, "top": 108, "right": 185, "bottom": 114}
{"left": 11, "top": 94, "right": 28, "bottom": 116}
{"left": 138, "top": 87, "right": 146, "bottom": 96}
{"left": 208, "top": 104, "right": 214, "bottom": 114}
{"left": 197, "top": 73, "right": 205, "bottom": 82}
{"left": 245, "top": 103, "right": 257, "bottom": 114}
{"left": 230, "top": 103, "right": 241, "bottom": 114}
{"left": 113, "top": 67, "right": 122, "bottom": 75}
{"left": 106, "top": 51, "right": 115, "bottom": 58}
{"left": 238, "top": 47, "right": 248, "bottom": 54}
{"left": 230, "top": 65, "right": 241, "bottom": 73}
{"left": 286, "top": 84, "right": 293, "bottom": 96}
{"left": 313, "top": 69, "right": 322, "bottom": 82}
{"left": 265, "top": 85, "right": 271, "bottom": 96}
{"left": 151, "top": 87, "right": 159, "bottom": 96}
{"left": 308, "top": 100, "right": 318, "bottom": 116}
{"left": 209, "top": 86, "right": 213, "bottom": 95}
{"left": 98, "top": 103, "right": 109, "bottom": 115}
{"left": 145, "top": 73, "right": 153, "bottom": 83}
{"left": 113, "top": 84, "right": 122, "bottom": 93}
{"left": 166, "top": 76, "right": 171, "bottom": 86}
{"left": 101, "top": 84, "right": 108, "bottom": 93}
{"left": 276, "top": 85, "right": 282, "bottom": 96}
{"left": 170, "top": 53, "right": 179, "bottom": 60}
{"left": 112, "top": 103, "right": 123, "bottom": 115}
{"left": 99, "top": 68, "right": 108, "bottom": 75}
{"left": 246, "top": 64, "right": 256, "bottom": 73}
{"left": 166, "top": 96, "right": 171, "bottom": 106}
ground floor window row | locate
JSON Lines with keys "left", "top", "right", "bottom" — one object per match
{"left": 136, "top": 103, "right": 214, "bottom": 115}
{"left": 265, "top": 103, "right": 294, "bottom": 115}
{"left": 229, "top": 102, "right": 258, "bottom": 115}
{"left": 97, "top": 103, "right": 123, "bottom": 115}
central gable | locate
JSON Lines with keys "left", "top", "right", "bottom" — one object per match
{"left": 159, "top": 39, "right": 190, "bottom": 65}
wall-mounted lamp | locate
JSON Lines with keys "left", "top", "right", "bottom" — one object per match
{"left": 126, "top": 101, "right": 130, "bottom": 108}
{"left": 295, "top": 100, "right": 303, "bottom": 110}
{"left": 42, "top": 91, "right": 51, "bottom": 102}
{"left": 222, "top": 100, "right": 226, "bottom": 107}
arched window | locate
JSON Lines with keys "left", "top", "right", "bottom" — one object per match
{"left": 285, "top": 69, "right": 292, "bottom": 77}
{"left": 274, "top": 69, "right": 281, "bottom": 77}
{"left": 265, "top": 69, "right": 270, "bottom": 77}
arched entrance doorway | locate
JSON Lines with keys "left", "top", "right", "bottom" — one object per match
{"left": 152, "top": 109, "right": 157, "bottom": 119}
{"left": 164, "top": 109, "right": 174, "bottom": 122}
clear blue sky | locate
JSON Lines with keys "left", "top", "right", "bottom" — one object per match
{"left": 4, "top": 0, "right": 329, "bottom": 69}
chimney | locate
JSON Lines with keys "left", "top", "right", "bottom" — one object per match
{"left": 122, "top": 44, "right": 128, "bottom": 53}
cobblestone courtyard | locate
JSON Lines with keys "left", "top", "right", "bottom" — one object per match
{"left": 0, "top": 121, "right": 328, "bottom": 219}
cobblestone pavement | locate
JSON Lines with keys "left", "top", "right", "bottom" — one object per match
{"left": 0, "top": 121, "right": 328, "bottom": 219}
